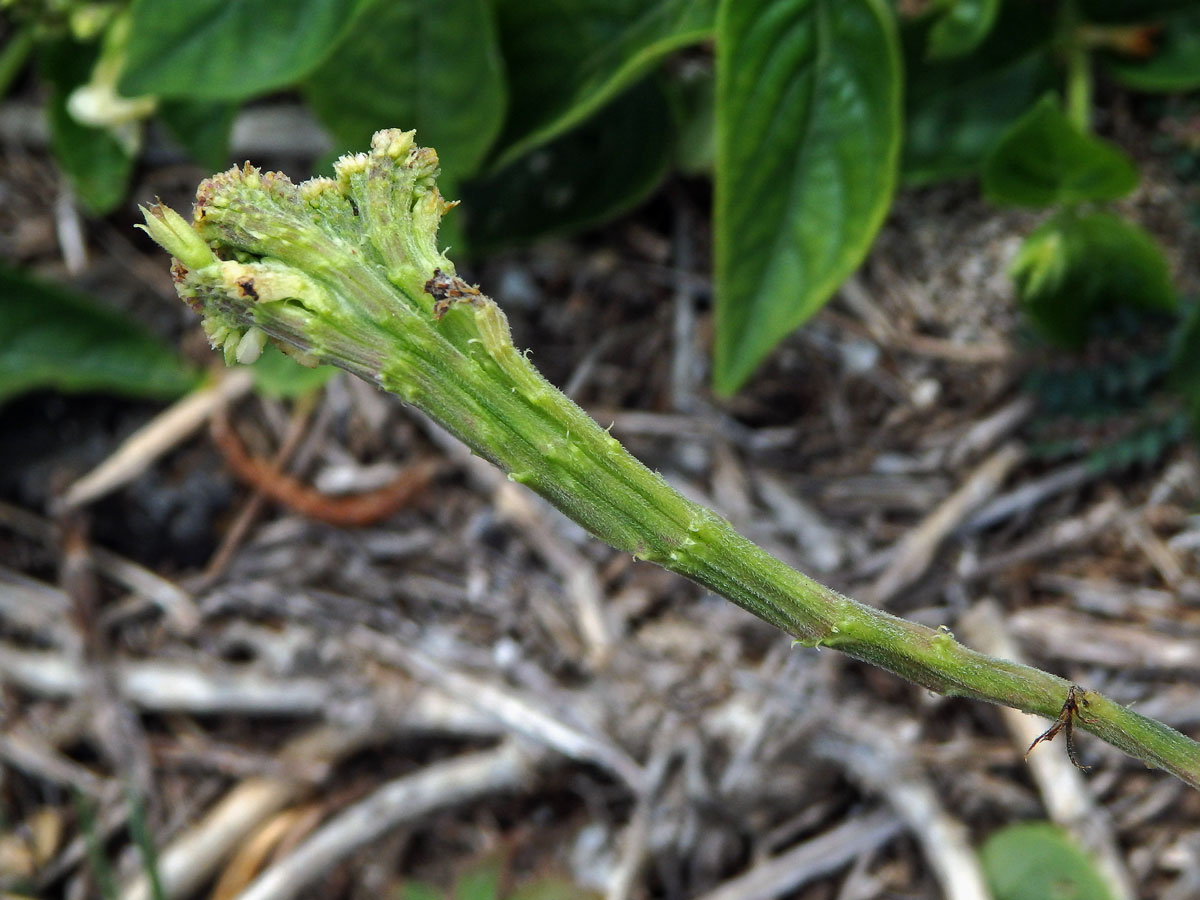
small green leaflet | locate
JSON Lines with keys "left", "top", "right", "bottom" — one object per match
{"left": 1011, "top": 211, "right": 1175, "bottom": 347}
{"left": 983, "top": 95, "right": 1138, "bottom": 208}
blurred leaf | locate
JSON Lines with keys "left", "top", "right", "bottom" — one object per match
{"left": 250, "top": 345, "right": 337, "bottom": 399}
{"left": 158, "top": 99, "right": 236, "bottom": 171}
{"left": 713, "top": 0, "right": 901, "bottom": 394}
{"left": 1103, "top": 9, "right": 1200, "bottom": 92}
{"left": 1011, "top": 211, "right": 1175, "bottom": 347}
{"left": 119, "top": 0, "right": 367, "bottom": 100}
{"left": 461, "top": 79, "right": 673, "bottom": 252}
{"left": 983, "top": 95, "right": 1138, "bottom": 207}
{"left": 1088, "top": 415, "right": 1188, "bottom": 474}
{"left": 39, "top": 39, "right": 133, "bottom": 215}
{"left": 1079, "top": 0, "right": 1197, "bottom": 24}
{"left": 0, "top": 265, "right": 198, "bottom": 405}
{"left": 399, "top": 883, "right": 444, "bottom": 900}
{"left": 1171, "top": 300, "right": 1200, "bottom": 434}
{"left": 902, "top": 2, "right": 1056, "bottom": 184}
{"left": 304, "top": 0, "right": 505, "bottom": 181}
{"left": 76, "top": 795, "right": 119, "bottom": 900}
{"left": 927, "top": 0, "right": 1000, "bottom": 59}
{"left": 981, "top": 822, "right": 1115, "bottom": 900}
{"left": 453, "top": 853, "right": 503, "bottom": 900}
{"left": 491, "top": 0, "right": 715, "bottom": 169}
{"left": 47, "top": 90, "right": 134, "bottom": 214}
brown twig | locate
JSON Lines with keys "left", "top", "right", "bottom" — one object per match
{"left": 209, "top": 405, "right": 441, "bottom": 527}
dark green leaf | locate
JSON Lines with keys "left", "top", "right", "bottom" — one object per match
{"left": 1011, "top": 211, "right": 1175, "bottom": 347}
{"left": 158, "top": 100, "right": 237, "bottom": 171}
{"left": 492, "top": 0, "right": 716, "bottom": 168}
{"left": 47, "top": 90, "right": 135, "bottom": 214}
{"left": 39, "top": 39, "right": 134, "bottom": 215}
{"left": 902, "top": 2, "right": 1056, "bottom": 184}
{"left": 713, "top": 0, "right": 901, "bottom": 394}
{"left": 1170, "top": 300, "right": 1200, "bottom": 434}
{"left": 304, "top": 0, "right": 505, "bottom": 181}
{"left": 461, "top": 80, "right": 673, "bottom": 252}
{"left": 0, "top": 265, "right": 198, "bottom": 404}
{"left": 927, "top": 0, "right": 1000, "bottom": 59}
{"left": 250, "top": 345, "right": 337, "bottom": 399}
{"left": 981, "top": 822, "right": 1115, "bottom": 900}
{"left": 1079, "top": 0, "right": 1197, "bottom": 24}
{"left": 1103, "top": 9, "right": 1200, "bottom": 92}
{"left": 119, "top": 0, "right": 367, "bottom": 100}
{"left": 982, "top": 95, "right": 1138, "bottom": 207}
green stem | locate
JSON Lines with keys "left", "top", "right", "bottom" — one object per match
{"left": 141, "top": 129, "right": 1200, "bottom": 791}
{"left": 1060, "top": 0, "right": 1092, "bottom": 132}
{"left": 0, "top": 27, "right": 34, "bottom": 100}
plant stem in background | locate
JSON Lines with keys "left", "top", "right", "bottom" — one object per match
{"left": 0, "top": 26, "right": 34, "bottom": 99}
{"left": 1060, "top": 0, "right": 1093, "bottom": 132}
{"left": 141, "top": 129, "right": 1200, "bottom": 791}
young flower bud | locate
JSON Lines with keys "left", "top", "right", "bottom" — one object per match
{"left": 137, "top": 203, "right": 216, "bottom": 271}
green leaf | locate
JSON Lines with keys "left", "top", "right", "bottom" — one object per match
{"left": 304, "top": 0, "right": 505, "bottom": 182}
{"left": 1103, "top": 9, "right": 1200, "bottom": 92}
{"left": 0, "top": 265, "right": 198, "bottom": 404}
{"left": 1079, "top": 0, "right": 1197, "bottom": 25}
{"left": 713, "top": 0, "right": 901, "bottom": 394}
{"left": 981, "top": 822, "right": 1115, "bottom": 900}
{"left": 453, "top": 852, "right": 503, "bottom": 900}
{"left": 158, "top": 100, "right": 237, "bottom": 171}
{"left": 250, "top": 345, "right": 337, "bottom": 399}
{"left": 119, "top": 0, "right": 367, "bottom": 100}
{"left": 1170, "top": 300, "right": 1200, "bottom": 435}
{"left": 462, "top": 79, "right": 673, "bottom": 252}
{"left": 491, "top": 0, "right": 716, "bottom": 169}
{"left": 982, "top": 95, "right": 1138, "bottom": 207}
{"left": 39, "top": 39, "right": 134, "bottom": 215}
{"left": 903, "top": 3, "right": 1057, "bottom": 184}
{"left": 1011, "top": 211, "right": 1176, "bottom": 347}
{"left": 927, "top": 0, "right": 1000, "bottom": 59}
{"left": 47, "top": 90, "right": 135, "bottom": 215}
{"left": 400, "top": 883, "right": 444, "bottom": 900}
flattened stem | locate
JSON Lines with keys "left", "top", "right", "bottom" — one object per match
{"left": 144, "top": 129, "right": 1200, "bottom": 793}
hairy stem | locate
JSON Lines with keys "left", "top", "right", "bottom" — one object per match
{"left": 141, "top": 129, "right": 1200, "bottom": 790}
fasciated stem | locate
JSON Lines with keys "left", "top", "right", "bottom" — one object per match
{"left": 141, "top": 129, "right": 1200, "bottom": 791}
